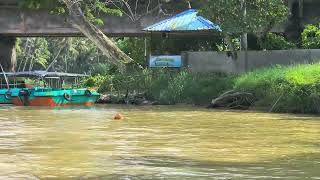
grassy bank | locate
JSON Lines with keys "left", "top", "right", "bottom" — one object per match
{"left": 234, "top": 64, "right": 320, "bottom": 114}
{"left": 85, "top": 69, "right": 234, "bottom": 105}
{"left": 86, "top": 63, "right": 320, "bottom": 114}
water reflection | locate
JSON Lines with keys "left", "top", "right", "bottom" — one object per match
{"left": 0, "top": 105, "right": 319, "bottom": 179}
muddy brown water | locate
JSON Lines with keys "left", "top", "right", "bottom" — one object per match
{"left": 0, "top": 105, "right": 319, "bottom": 179}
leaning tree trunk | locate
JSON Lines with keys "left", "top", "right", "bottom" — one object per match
{"left": 62, "top": 0, "right": 133, "bottom": 72}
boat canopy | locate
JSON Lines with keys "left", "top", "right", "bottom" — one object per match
{"left": 143, "top": 9, "right": 221, "bottom": 32}
{"left": 11, "top": 71, "right": 88, "bottom": 78}
{"left": 0, "top": 72, "right": 14, "bottom": 76}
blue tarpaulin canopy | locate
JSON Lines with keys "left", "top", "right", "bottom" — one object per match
{"left": 143, "top": 9, "right": 221, "bottom": 32}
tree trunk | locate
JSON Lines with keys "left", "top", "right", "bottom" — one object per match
{"left": 46, "top": 38, "right": 67, "bottom": 71}
{"left": 62, "top": 0, "right": 133, "bottom": 72}
{"left": 224, "top": 34, "right": 237, "bottom": 60}
{"left": 0, "top": 36, "right": 17, "bottom": 72}
{"left": 241, "top": 33, "right": 248, "bottom": 71}
{"left": 241, "top": 0, "right": 248, "bottom": 71}
{"left": 22, "top": 45, "right": 31, "bottom": 72}
{"left": 28, "top": 57, "right": 34, "bottom": 71}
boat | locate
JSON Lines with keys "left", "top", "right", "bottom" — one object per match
{"left": 0, "top": 72, "right": 22, "bottom": 104}
{"left": 10, "top": 71, "right": 100, "bottom": 107}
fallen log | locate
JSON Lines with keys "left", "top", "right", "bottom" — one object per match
{"left": 208, "top": 90, "right": 256, "bottom": 110}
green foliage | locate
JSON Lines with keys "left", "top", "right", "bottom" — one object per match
{"left": 259, "top": 33, "right": 296, "bottom": 50}
{"left": 158, "top": 71, "right": 190, "bottom": 104}
{"left": 234, "top": 64, "right": 320, "bottom": 114}
{"left": 90, "top": 63, "right": 113, "bottom": 76}
{"left": 15, "top": 39, "right": 320, "bottom": 114}
{"left": 150, "top": 35, "right": 223, "bottom": 55}
{"left": 16, "top": 37, "right": 107, "bottom": 73}
{"left": 182, "top": 73, "right": 235, "bottom": 104}
{"left": 84, "top": 75, "right": 107, "bottom": 88}
{"left": 301, "top": 24, "right": 320, "bottom": 49}
{"left": 16, "top": 35, "right": 224, "bottom": 73}
{"left": 217, "top": 37, "right": 241, "bottom": 51}
{"left": 19, "top": 0, "right": 122, "bottom": 25}
{"left": 95, "top": 69, "right": 233, "bottom": 105}
{"left": 17, "top": 38, "right": 50, "bottom": 71}
{"left": 18, "top": 0, "right": 60, "bottom": 9}
{"left": 285, "top": 64, "right": 320, "bottom": 85}
{"left": 200, "top": 0, "right": 288, "bottom": 34}
{"left": 82, "top": 1, "right": 122, "bottom": 26}
{"left": 234, "top": 65, "right": 286, "bottom": 101}
{"left": 116, "top": 37, "right": 147, "bottom": 66}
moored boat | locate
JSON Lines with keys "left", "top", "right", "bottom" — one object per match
{"left": 0, "top": 89, "right": 12, "bottom": 104}
{"left": 0, "top": 72, "right": 22, "bottom": 105}
{"left": 10, "top": 71, "right": 100, "bottom": 107}
{"left": 0, "top": 88, "right": 22, "bottom": 104}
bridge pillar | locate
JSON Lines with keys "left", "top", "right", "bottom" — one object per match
{"left": 0, "top": 35, "right": 16, "bottom": 72}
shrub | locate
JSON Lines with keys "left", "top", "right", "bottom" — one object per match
{"left": 92, "top": 68, "right": 233, "bottom": 105}
{"left": 301, "top": 24, "right": 320, "bottom": 49}
{"left": 259, "top": 33, "right": 296, "bottom": 50}
{"left": 182, "top": 73, "right": 235, "bottom": 105}
{"left": 84, "top": 75, "right": 107, "bottom": 88}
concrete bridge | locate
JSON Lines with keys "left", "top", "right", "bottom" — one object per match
{"left": 1, "top": 0, "right": 320, "bottom": 37}
{"left": 1, "top": 0, "right": 320, "bottom": 71}
{"left": 0, "top": 0, "right": 173, "bottom": 70}
{"left": 0, "top": 0, "right": 165, "bottom": 37}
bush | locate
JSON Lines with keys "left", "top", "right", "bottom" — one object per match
{"left": 92, "top": 68, "right": 234, "bottom": 105}
{"left": 301, "top": 24, "right": 320, "bottom": 49}
{"left": 259, "top": 33, "right": 296, "bottom": 50}
{"left": 234, "top": 64, "right": 320, "bottom": 113}
{"left": 84, "top": 75, "right": 107, "bottom": 88}
{"left": 182, "top": 73, "right": 235, "bottom": 104}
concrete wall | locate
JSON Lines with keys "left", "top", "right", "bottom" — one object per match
{"left": 184, "top": 49, "right": 320, "bottom": 74}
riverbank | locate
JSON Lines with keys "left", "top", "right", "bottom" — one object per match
{"left": 234, "top": 63, "right": 320, "bottom": 114}
{"left": 90, "top": 63, "right": 320, "bottom": 114}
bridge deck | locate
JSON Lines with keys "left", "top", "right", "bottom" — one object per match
{"left": 0, "top": 4, "right": 161, "bottom": 37}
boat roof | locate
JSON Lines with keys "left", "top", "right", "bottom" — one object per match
{"left": 12, "top": 71, "right": 88, "bottom": 78}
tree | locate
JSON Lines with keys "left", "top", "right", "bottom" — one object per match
{"left": 63, "top": 0, "right": 134, "bottom": 71}
{"left": 16, "top": 38, "right": 50, "bottom": 71}
{"left": 19, "top": 0, "right": 134, "bottom": 71}
{"left": 199, "top": 0, "right": 288, "bottom": 59}
{"left": 18, "top": 0, "right": 189, "bottom": 72}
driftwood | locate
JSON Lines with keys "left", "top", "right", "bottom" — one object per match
{"left": 96, "top": 93, "right": 158, "bottom": 105}
{"left": 208, "top": 90, "right": 256, "bottom": 110}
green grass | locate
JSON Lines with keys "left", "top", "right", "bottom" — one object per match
{"left": 285, "top": 64, "right": 320, "bottom": 85}
{"left": 234, "top": 63, "right": 320, "bottom": 114}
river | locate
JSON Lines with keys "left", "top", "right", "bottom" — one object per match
{"left": 0, "top": 105, "right": 319, "bottom": 179}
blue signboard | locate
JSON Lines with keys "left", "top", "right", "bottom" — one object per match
{"left": 149, "top": 55, "right": 182, "bottom": 68}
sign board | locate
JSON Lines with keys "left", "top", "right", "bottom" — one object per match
{"left": 149, "top": 55, "right": 182, "bottom": 68}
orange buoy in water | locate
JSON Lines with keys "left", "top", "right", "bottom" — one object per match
{"left": 114, "top": 113, "right": 124, "bottom": 120}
